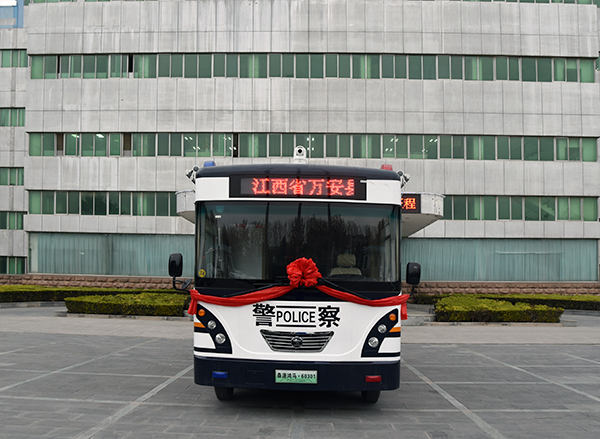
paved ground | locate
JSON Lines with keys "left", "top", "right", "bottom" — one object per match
{"left": 1, "top": 307, "right": 599, "bottom": 439}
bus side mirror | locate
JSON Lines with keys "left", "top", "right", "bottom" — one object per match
{"left": 406, "top": 262, "right": 421, "bottom": 286}
{"left": 169, "top": 253, "right": 183, "bottom": 278}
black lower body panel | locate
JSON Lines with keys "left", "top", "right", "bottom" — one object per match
{"left": 194, "top": 356, "right": 400, "bottom": 392}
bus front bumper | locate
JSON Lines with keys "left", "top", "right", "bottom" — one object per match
{"left": 193, "top": 355, "right": 400, "bottom": 392}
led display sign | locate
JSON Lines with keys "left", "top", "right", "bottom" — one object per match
{"left": 401, "top": 195, "right": 421, "bottom": 213}
{"left": 230, "top": 176, "right": 367, "bottom": 200}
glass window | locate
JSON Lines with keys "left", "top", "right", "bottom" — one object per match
{"left": 496, "top": 57, "right": 507, "bottom": 80}
{"left": 339, "top": 135, "right": 351, "bottom": 157}
{"left": 582, "top": 138, "right": 597, "bottom": 162}
{"left": 524, "top": 137, "right": 538, "bottom": 161}
{"left": 439, "top": 136, "right": 452, "bottom": 158}
{"left": 497, "top": 137, "right": 509, "bottom": 159}
{"left": 255, "top": 134, "right": 268, "bottom": 157}
{"left": 582, "top": 198, "right": 597, "bottom": 221}
{"left": 212, "top": 133, "right": 228, "bottom": 157}
{"left": 367, "top": 135, "right": 381, "bottom": 159}
{"left": 352, "top": 54, "right": 365, "bottom": 79}
{"left": 282, "top": 54, "right": 294, "bottom": 77}
{"left": 296, "top": 54, "right": 309, "bottom": 78}
{"left": 466, "top": 136, "right": 480, "bottom": 160}
{"left": 282, "top": 134, "right": 294, "bottom": 157}
{"left": 81, "top": 192, "right": 93, "bottom": 215}
{"left": 524, "top": 197, "right": 540, "bottom": 221}
{"left": 143, "top": 54, "right": 157, "bottom": 78}
{"left": 556, "top": 138, "right": 568, "bottom": 160}
{"left": 326, "top": 54, "right": 337, "bottom": 78}
{"left": 68, "top": 192, "right": 79, "bottom": 214}
{"left": 199, "top": 54, "right": 212, "bottom": 78}
{"left": 184, "top": 54, "right": 197, "bottom": 78}
{"left": 170, "top": 134, "right": 181, "bottom": 156}
{"left": 408, "top": 55, "right": 421, "bottom": 79}
{"left": 482, "top": 136, "right": 495, "bottom": 160}
{"left": 311, "top": 134, "right": 324, "bottom": 158}
{"left": 482, "top": 196, "right": 500, "bottom": 221}
{"left": 580, "top": 59, "right": 594, "bottom": 83}
{"left": 396, "top": 135, "right": 408, "bottom": 159}
{"left": 170, "top": 193, "right": 177, "bottom": 217}
{"left": 511, "top": 197, "right": 523, "bottom": 220}
{"left": 254, "top": 54, "right": 267, "bottom": 78}
{"left": 438, "top": 55, "right": 450, "bottom": 79}
{"left": 143, "top": 193, "right": 155, "bottom": 216}
{"left": 109, "top": 55, "right": 121, "bottom": 78}
{"left": 156, "top": 192, "right": 170, "bottom": 217}
{"left": 1, "top": 51, "right": 12, "bottom": 68}
{"left": 239, "top": 134, "right": 253, "bottom": 157}
{"left": 109, "top": 193, "right": 119, "bottom": 215}
{"left": 498, "top": 196, "right": 510, "bottom": 220}
{"left": 0, "top": 212, "right": 7, "bottom": 229}
{"left": 96, "top": 55, "right": 108, "bottom": 79}
{"left": 464, "top": 56, "right": 477, "bottom": 80}
{"left": 339, "top": 55, "right": 351, "bottom": 78}
{"left": 196, "top": 134, "right": 210, "bottom": 157}
{"left": 480, "top": 56, "right": 493, "bottom": 81}
{"left": 540, "top": 197, "right": 555, "bottom": 221}
{"left": 395, "top": 55, "right": 406, "bottom": 79}
{"left": 121, "top": 192, "right": 131, "bottom": 215}
{"left": 554, "top": 58, "right": 565, "bottom": 81}
{"left": 409, "top": 135, "right": 423, "bottom": 159}
{"left": 70, "top": 55, "right": 82, "bottom": 78}
{"left": 522, "top": 58, "right": 536, "bottom": 81}
{"left": 60, "top": 55, "right": 69, "bottom": 78}
{"left": 240, "top": 54, "right": 253, "bottom": 78}
{"left": 557, "top": 197, "right": 569, "bottom": 220}
{"left": 95, "top": 134, "right": 107, "bottom": 157}
{"left": 226, "top": 54, "right": 238, "bottom": 77}
{"left": 171, "top": 54, "right": 183, "bottom": 77}
{"left": 184, "top": 134, "right": 196, "bottom": 157}
{"left": 365, "top": 55, "right": 379, "bottom": 79}
{"left": 325, "top": 134, "right": 337, "bottom": 157}
{"left": 537, "top": 58, "right": 552, "bottom": 82}
{"left": 381, "top": 55, "right": 394, "bottom": 79}
{"left": 383, "top": 135, "right": 395, "bottom": 158}
{"left": 95, "top": 192, "right": 107, "bottom": 216}
{"left": 467, "top": 196, "right": 480, "bottom": 220}
{"left": 0, "top": 108, "right": 8, "bottom": 126}
{"left": 568, "top": 138, "right": 580, "bottom": 161}
{"left": 509, "top": 57, "right": 519, "bottom": 80}
{"left": 81, "top": 133, "right": 94, "bottom": 156}
{"left": 29, "top": 191, "right": 41, "bottom": 214}
{"left": 269, "top": 134, "right": 281, "bottom": 157}
{"left": 423, "top": 55, "right": 436, "bottom": 80}
{"left": 424, "top": 135, "right": 437, "bottom": 159}
{"left": 509, "top": 137, "right": 522, "bottom": 160}
{"left": 311, "top": 54, "right": 324, "bottom": 78}
{"left": 82, "top": 55, "right": 95, "bottom": 79}
{"left": 442, "top": 196, "right": 452, "bottom": 220}
{"left": 352, "top": 135, "right": 366, "bottom": 158}
{"left": 158, "top": 54, "right": 170, "bottom": 77}
{"left": 570, "top": 197, "right": 581, "bottom": 220}
{"left": 452, "top": 136, "right": 464, "bottom": 159}
{"left": 42, "top": 191, "right": 54, "bottom": 215}
{"left": 566, "top": 59, "right": 577, "bottom": 82}
{"left": 41, "top": 134, "right": 54, "bottom": 156}
{"left": 269, "top": 54, "right": 281, "bottom": 77}
{"left": 157, "top": 133, "right": 169, "bottom": 156}
{"left": 44, "top": 56, "right": 57, "bottom": 79}
{"left": 539, "top": 137, "right": 553, "bottom": 161}
{"left": 453, "top": 196, "right": 466, "bottom": 220}
{"left": 109, "top": 134, "right": 120, "bottom": 156}
{"left": 451, "top": 56, "right": 462, "bottom": 80}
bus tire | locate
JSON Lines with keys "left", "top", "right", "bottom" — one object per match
{"left": 214, "top": 386, "right": 234, "bottom": 401}
{"left": 361, "top": 390, "right": 380, "bottom": 403}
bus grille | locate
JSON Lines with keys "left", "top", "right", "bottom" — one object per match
{"left": 260, "top": 330, "right": 334, "bottom": 352}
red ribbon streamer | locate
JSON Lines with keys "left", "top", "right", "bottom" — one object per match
{"left": 188, "top": 258, "right": 409, "bottom": 320}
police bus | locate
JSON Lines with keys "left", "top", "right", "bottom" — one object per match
{"left": 169, "top": 148, "right": 440, "bottom": 403}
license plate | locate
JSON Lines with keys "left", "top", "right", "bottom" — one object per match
{"left": 275, "top": 369, "right": 317, "bottom": 384}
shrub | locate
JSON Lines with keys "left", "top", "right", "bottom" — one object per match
{"left": 65, "top": 293, "right": 188, "bottom": 317}
{"left": 435, "top": 295, "right": 563, "bottom": 323}
{"left": 0, "top": 285, "right": 184, "bottom": 303}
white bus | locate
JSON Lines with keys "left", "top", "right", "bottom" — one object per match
{"left": 169, "top": 154, "right": 429, "bottom": 403}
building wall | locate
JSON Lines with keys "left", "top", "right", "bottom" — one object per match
{"left": 1, "top": 0, "right": 599, "bottom": 281}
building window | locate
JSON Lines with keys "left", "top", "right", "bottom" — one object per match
{"left": 0, "top": 212, "right": 24, "bottom": 230}
{"left": 0, "top": 108, "right": 25, "bottom": 127}
{"left": 0, "top": 256, "right": 26, "bottom": 275}
{"left": 0, "top": 50, "right": 27, "bottom": 68}
{"left": 0, "top": 168, "right": 24, "bottom": 186}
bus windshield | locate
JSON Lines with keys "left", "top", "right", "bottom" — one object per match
{"left": 196, "top": 201, "right": 400, "bottom": 286}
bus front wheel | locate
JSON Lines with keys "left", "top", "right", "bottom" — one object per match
{"left": 214, "top": 386, "right": 234, "bottom": 401}
{"left": 361, "top": 390, "right": 380, "bottom": 403}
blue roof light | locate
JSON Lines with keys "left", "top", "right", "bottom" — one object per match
{"left": 204, "top": 161, "right": 216, "bottom": 167}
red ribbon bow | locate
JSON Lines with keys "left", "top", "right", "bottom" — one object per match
{"left": 188, "top": 257, "right": 408, "bottom": 319}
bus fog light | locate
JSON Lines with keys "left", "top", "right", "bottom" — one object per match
{"left": 377, "top": 324, "right": 387, "bottom": 333}
{"left": 207, "top": 320, "right": 217, "bottom": 330}
{"left": 368, "top": 337, "right": 379, "bottom": 348}
{"left": 215, "top": 333, "right": 227, "bottom": 344}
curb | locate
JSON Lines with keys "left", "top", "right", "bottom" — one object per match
{"left": 422, "top": 321, "right": 574, "bottom": 327}
{"left": 54, "top": 310, "right": 193, "bottom": 321}
{"left": 1, "top": 301, "right": 66, "bottom": 309}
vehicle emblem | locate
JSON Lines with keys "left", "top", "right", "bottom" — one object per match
{"left": 291, "top": 336, "right": 303, "bottom": 348}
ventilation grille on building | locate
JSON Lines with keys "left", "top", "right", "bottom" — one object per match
{"left": 260, "top": 330, "right": 334, "bottom": 352}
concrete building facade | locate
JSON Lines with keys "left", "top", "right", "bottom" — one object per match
{"left": 1, "top": 0, "right": 599, "bottom": 286}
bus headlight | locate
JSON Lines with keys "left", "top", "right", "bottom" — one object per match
{"left": 215, "top": 333, "right": 227, "bottom": 345}
{"left": 377, "top": 324, "right": 387, "bottom": 333}
{"left": 207, "top": 320, "right": 217, "bottom": 330}
{"left": 368, "top": 337, "right": 379, "bottom": 348}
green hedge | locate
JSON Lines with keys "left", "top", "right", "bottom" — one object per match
{"left": 414, "top": 292, "right": 600, "bottom": 311}
{"left": 0, "top": 285, "right": 183, "bottom": 303}
{"left": 435, "top": 295, "right": 563, "bottom": 323}
{"left": 65, "top": 293, "right": 188, "bottom": 317}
